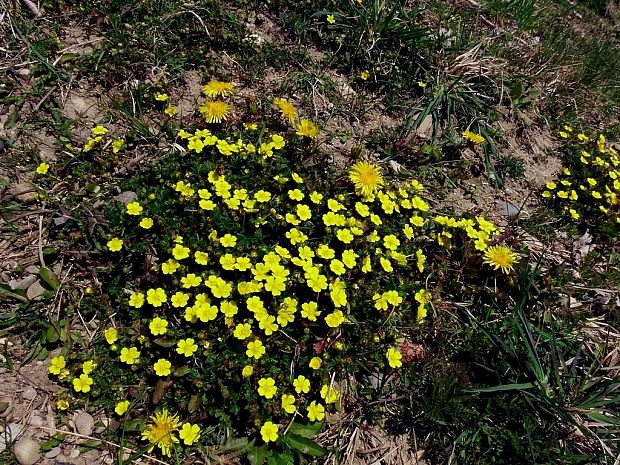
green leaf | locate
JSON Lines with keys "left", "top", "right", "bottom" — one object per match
{"left": 586, "top": 411, "right": 620, "bottom": 425}
{"left": 0, "top": 284, "right": 28, "bottom": 303}
{"left": 79, "top": 440, "right": 102, "bottom": 452}
{"left": 288, "top": 422, "right": 323, "bottom": 438}
{"left": 465, "top": 382, "right": 535, "bottom": 393}
{"left": 39, "top": 266, "right": 61, "bottom": 291}
{"left": 152, "top": 337, "right": 176, "bottom": 348}
{"left": 268, "top": 451, "right": 294, "bottom": 465}
{"left": 217, "top": 437, "right": 250, "bottom": 453}
{"left": 284, "top": 433, "right": 327, "bottom": 457}
{"left": 248, "top": 445, "right": 268, "bottom": 465}
{"left": 39, "top": 435, "right": 64, "bottom": 452}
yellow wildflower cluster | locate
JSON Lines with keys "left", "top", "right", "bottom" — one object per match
{"left": 52, "top": 85, "right": 518, "bottom": 458}
{"left": 543, "top": 128, "right": 619, "bottom": 228}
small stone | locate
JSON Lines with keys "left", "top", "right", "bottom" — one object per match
{"left": 26, "top": 281, "right": 46, "bottom": 300}
{"left": 74, "top": 412, "right": 95, "bottom": 436}
{"left": 25, "top": 266, "right": 40, "bottom": 275}
{"left": 114, "top": 191, "right": 137, "bottom": 204}
{"left": 498, "top": 199, "right": 520, "bottom": 218}
{"left": 44, "top": 447, "right": 61, "bottom": 459}
{"left": 69, "top": 448, "right": 80, "bottom": 459}
{"left": 12, "top": 437, "right": 41, "bottom": 465}
{"left": 22, "top": 387, "right": 37, "bottom": 401}
{"left": 9, "top": 275, "right": 37, "bottom": 290}
{"left": 0, "top": 423, "right": 21, "bottom": 452}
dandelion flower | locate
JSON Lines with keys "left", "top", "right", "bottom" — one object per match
{"left": 295, "top": 119, "right": 319, "bottom": 138}
{"left": 141, "top": 409, "right": 180, "bottom": 457}
{"left": 202, "top": 79, "right": 234, "bottom": 98}
{"left": 483, "top": 245, "right": 517, "bottom": 274}
{"left": 349, "top": 162, "right": 384, "bottom": 198}
{"left": 462, "top": 130, "right": 486, "bottom": 144}
{"left": 199, "top": 100, "right": 231, "bottom": 124}
{"left": 273, "top": 98, "right": 298, "bottom": 124}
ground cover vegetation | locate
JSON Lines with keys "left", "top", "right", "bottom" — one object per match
{"left": 0, "top": 0, "right": 619, "bottom": 464}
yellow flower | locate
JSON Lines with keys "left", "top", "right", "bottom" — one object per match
{"left": 91, "top": 124, "right": 108, "bottom": 135}
{"left": 309, "top": 357, "right": 322, "bottom": 370}
{"left": 153, "top": 358, "right": 172, "bottom": 377}
{"left": 72, "top": 373, "right": 93, "bottom": 393}
{"left": 202, "top": 79, "right": 234, "bottom": 97}
{"left": 82, "top": 360, "right": 96, "bottom": 375}
{"left": 273, "top": 98, "right": 298, "bottom": 124}
{"left": 36, "top": 162, "right": 49, "bottom": 174}
{"left": 360, "top": 70, "right": 370, "bottom": 80}
{"left": 325, "top": 310, "right": 345, "bottom": 328}
{"left": 107, "top": 238, "right": 123, "bottom": 252}
{"left": 242, "top": 365, "right": 254, "bottom": 377}
{"left": 281, "top": 394, "right": 296, "bottom": 414}
{"left": 49, "top": 356, "right": 66, "bottom": 375}
{"left": 258, "top": 377, "right": 278, "bottom": 399}
{"left": 139, "top": 217, "right": 153, "bottom": 229}
{"left": 199, "top": 100, "right": 231, "bottom": 124}
{"left": 147, "top": 288, "right": 167, "bottom": 307}
{"left": 247, "top": 339, "right": 266, "bottom": 359}
{"left": 111, "top": 138, "right": 124, "bottom": 153}
{"left": 320, "top": 384, "right": 339, "bottom": 404}
{"left": 164, "top": 106, "right": 177, "bottom": 117}
{"left": 386, "top": 348, "right": 403, "bottom": 368}
{"left": 220, "top": 234, "right": 237, "bottom": 247}
{"left": 307, "top": 401, "right": 325, "bottom": 421}
{"left": 141, "top": 409, "right": 180, "bottom": 457}
{"left": 462, "top": 130, "right": 486, "bottom": 144}
{"left": 293, "top": 375, "right": 311, "bottom": 393}
{"left": 120, "top": 347, "right": 140, "bottom": 365}
{"left": 149, "top": 317, "right": 168, "bottom": 336}
{"left": 179, "top": 423, "right": 201, "bottom": 445}
{"left": 176, "top": 338, "right": 198, "bottom": 357}
{"left": 255, "top": 190, "right": 272, "bottom": 202}
{"left": 295, "top": 119, "right": 319, "bottom": 138}
{"left": 155, "top": 93, "right": 169, "bottom": 102}
{"left": 115, "top": 400, "right": 130, "bottom": 415}
{"left": 171, "top": 291, "right": 189, "bottom": 308}
{"left": 326, "top": 14, "right": 335, "bottom": 24}
{"left": 483, "top": 245, "right": 517, "bottom": 274}
{"left": 56, "top": 400, "right": 69, "bottom": 411}
{"left": 260, "top": 421, "right": 279, "bottom": 443}
{"left": 172, "top": 244, "right": 190, "bottom": 260}
{"left": 162, "top": 259, "right": 180, "bottom": 274}
{"left": 349, "top": 162, "right": 384, "bottom": 198}
{"left": 104, "top": 327, "right": 118, "bottom": 344}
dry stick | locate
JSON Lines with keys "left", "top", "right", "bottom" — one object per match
{"left": 37, "top": 214, "right": 46, "bottom": 269}
{"left": 32, "top": 426, "right": 170, "bottom": 465}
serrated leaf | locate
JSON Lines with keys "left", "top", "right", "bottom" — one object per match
{"left": 288, "top": 422, "right": 323, "bottom": 438}
{"left": 284, "top": 433, "right": 327, "bottom": 457}
{"left": 39, "top": 266, "right": 61, "bottom": 291}
{"left": 248, "top": 445, "right": 268, "bottom": 465}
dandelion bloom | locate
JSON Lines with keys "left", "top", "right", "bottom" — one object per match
{"left": 199, "top": 100, "right": 231, "bottom": 124}
{"left": 483, "top": 245, "right": 517, "bottom": 274}
{"left": 273, "top": 98, "right": 298, "bottom": 124}
{"left": 295, "top": 119, "right": 319, "bottom": 139}
{"left": 141, "top": 409, "right": 180, "bottom": 456}
{"left": 462, "top": 130, "right": 486, "bottom": 144}
{"left": 349, "top": 162, "right": 384, "bottom": 198}
{"left": 202, "top": 79, "right": 234, "bottom": 98}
